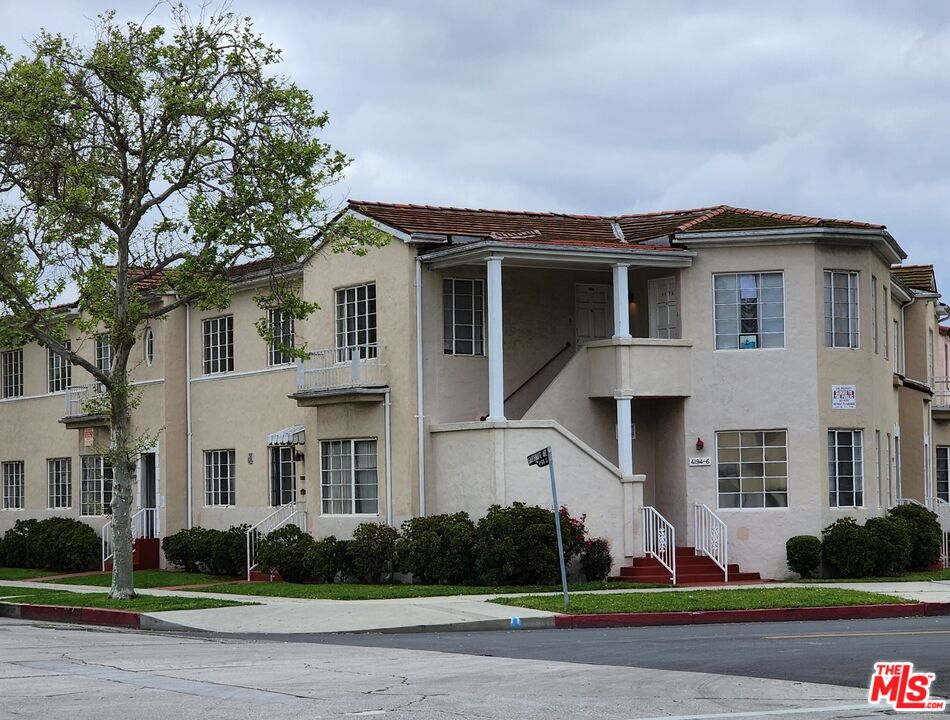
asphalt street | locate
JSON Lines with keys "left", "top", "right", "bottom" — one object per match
{"left": 310, "top": 615, "right": 950, "bottom": 696}
{"left": 0, "top": 616, "right": 911, "bottom": 720}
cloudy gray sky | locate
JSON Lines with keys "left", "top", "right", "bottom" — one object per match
{"left": 2, "top": 1, "right": 949, "bottom": 286}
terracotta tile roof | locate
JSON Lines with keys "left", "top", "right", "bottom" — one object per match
{"left": 349, "top": 201, "right": 886, "bottom": 248}
{"left": 891, "top": 264, "right": 937, "bottom": 293}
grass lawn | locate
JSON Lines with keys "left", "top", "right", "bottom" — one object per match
{"left": 0, "top": 587, "right": 250, "bottom": 612}
{"left": 0, "top": 568, "right": 62, "bottom": 581}
{"left": 40, "top": 570, "right": 234, "bottom": 588}
{"left": 799, "top": 568, "right": 950, "bottom": 583}
{"left": 492, "top": 587, "right": 908, "bottom": 615}
{"left": 191, "top": 580, "right": 665, "bottom": 600}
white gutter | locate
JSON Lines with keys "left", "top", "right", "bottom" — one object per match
{"left": 185, "top": 301, "right": 193, "bottom": 529}
{"left": 384, "top": 390, "right": 394, "bottom": 527}
{"left": 415, "top": 257, "right": 426, "bottom": 517}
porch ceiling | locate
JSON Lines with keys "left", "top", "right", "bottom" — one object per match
{"left": 418, "top": 240, "right": 695, "bottom": 270}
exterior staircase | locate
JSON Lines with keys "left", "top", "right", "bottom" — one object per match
{"left": 613, "top": 546, "right": 761, "bottom": 585}
{"left": 103, "top": 537, "right": 161, "bottom": 572}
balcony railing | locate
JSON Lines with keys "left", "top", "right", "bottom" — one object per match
{"left": 296, "top": 345, "right": 387, "bottom": 393}
{"left": 64, "top": 383, "right": 107, "bottom": 418}
{"left": 932, "top": 377, "right": 950, "bottom": 408}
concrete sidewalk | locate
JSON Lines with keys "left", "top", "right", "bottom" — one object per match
{"left": 3, "top": 578, "right": 950, "bottom": 635}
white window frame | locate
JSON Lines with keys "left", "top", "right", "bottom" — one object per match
{"left": 267, "top": 309, "right": 295, "bottom": 366}
{"left": 828, "top": 429, "right": 864, "bottom": 508}
{"left": 47, "top": 457, "right": 72, "bottom": 509}
{"left": 883, "top": 287, "right": 889, "bottom": 360}
{"left": 712, "top": 272, "right": 785, "bottom": 351}
{"left": 320, "top": 438, "right": 379, "bottom": 516}
{"left": 893, "top": 318, "right": 901, "bottom": 373}
{"left": 335, "top": 283, "right": 377, "bottom": 360}
{"left": 144, "top": 327, "right": 154, "bottom": 367}
{"left": 48, "top": 342, "right": 72, "bottom": 393}
{"left": 203, "top": 449, "right": 236, "bottom": 507}
{"left": 2, "top": 461, "right": 24, "bottom": 510}
{"left": 871, "top": 276, "right": 878, "bottom": 354}
{"left": 269, "top": 445, "right": 297, "bottom": 507}
{"left": 1, "top": 348, "right": 23, "bottom": 399}
{"left": 937, "top": 446, "right": 949, "bottom": 503}
{"left": 95, "top": 334, "right": 112, "bottom": 375}
{"left": 80, "top": 455, "right": 113, "bottom": 516}
{"left": 824, "top": 270, "right": 860, "bottom": 349}
{"left": 443, "top": 277, "right": 485, "bottom": 356}
{"left": 202, "top": 315, "right": 234, "bottom": 375}
{"left": 929, "top": 328, "right": 935, "bottom": 382}
{"left": 715, "top": 430, "right": 788, "bottom": 509}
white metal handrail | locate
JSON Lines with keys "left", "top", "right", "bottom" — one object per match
{"left": 296, "top": 345, "right": 386, "bottom": 393}
{"left": 934, "top": 498, "right": 950, "bottom": 569}
{"left": 101, "top": 507, "right": 160, "bottom": 570}
{"left": 932, "top": 376, "right": 950, "bottom": 408}
{"left": 642, "top": 506, "right": 676, "bottom": 585}
{"left": 65, "top": 383, "right": 106, "bottom": 417}
{"left": 694, "top": 503, "right": 728, "bottom": 582}
{"left": 246, "top": 500, "right": 307, "bottom": 580}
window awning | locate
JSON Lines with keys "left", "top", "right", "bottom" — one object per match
{"left": 266, "top": 424, "right": 306, "bottom": 446}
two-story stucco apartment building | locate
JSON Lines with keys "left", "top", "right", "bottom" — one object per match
{"left": 2, "top": 201, "right": 949, "bottom": 581}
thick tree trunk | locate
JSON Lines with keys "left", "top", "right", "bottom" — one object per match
{"left": 108, "top": 365, "right": 136, "bottom": 600}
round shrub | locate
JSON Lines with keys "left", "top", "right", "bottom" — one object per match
{"left": 304, "top": 535, "right": 354, "bottom": 583}
{"left": 32, "top": 518, "right": 100, "bottom": 571}
{"left": 581, "top": 538, "right": 613, "bottom": 581}
{"left": 256, "top": 525, "right": 316, "bottom": 582}
{"left": 887, "top": 503, "right": 942, "bottom": 570}
{"left": 822, "top": 517, "right": 876, "bottom": 578}
{"left": 865, "top": 516, "right": 913, "bottom": 576}
{"left": 2, "top": 519, "right": 40, "bottom": 568}
{"left": 162, "top": 527, "right": 210, "bottom": 573}
{"left": 203, "top": 525, "right": 249, "bottom": 577}
{"left": 785, "top": 535, "right": 822, "bottom": 578}
{"left": 396, "top": 512, "right": 476, "bottom": 585}
{"left": 474, "top": 503, "right": 563, "bottom": 585}
{"left": 350, "top": 522, "right": 399, "bottom": 584}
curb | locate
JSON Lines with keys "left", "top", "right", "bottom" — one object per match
{"left": 551, "top": 602, "right": 950, "bottom": 629}
{"left": 0, "top": 602, "right": 184, "bottom": 631}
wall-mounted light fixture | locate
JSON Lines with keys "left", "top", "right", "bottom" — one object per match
{"left": 695, "top": 437, "right": 705, "bottom": 451}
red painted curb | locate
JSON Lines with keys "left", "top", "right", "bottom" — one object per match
{"left": 0, "top": 602, "right": 142, "bottom": 629}
{"left": 553, "top": 602, "right": 950, "bottom": 629}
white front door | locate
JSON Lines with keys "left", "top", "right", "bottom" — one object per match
{"left": 648, "top": 276, "right": 680, "bottom": 339}
{"left": 575, "top": 283, "right": 613, "bottom": 346}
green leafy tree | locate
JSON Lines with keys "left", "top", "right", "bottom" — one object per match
{"left": 0, "top": 7, "right": 383, "bottom": 598}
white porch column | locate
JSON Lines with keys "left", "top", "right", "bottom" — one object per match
{"left": 616, "top": 394, "right": 634, "bottom": 475}
{"left": 612, "top": 263, "right": 631, "bottom": 339}
{"left": 486, "top": 256, "right": 506, "bottom": 421}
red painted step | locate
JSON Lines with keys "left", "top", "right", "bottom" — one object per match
{"left": 611, "top": 546, "right": 761, "bottom": 586}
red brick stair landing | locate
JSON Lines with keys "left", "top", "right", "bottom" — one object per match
{"left": 613, "top": 546, "right": 761, "bottom": 585}
{"left": 104, "top": 537, "right": 161, "bottom": 572}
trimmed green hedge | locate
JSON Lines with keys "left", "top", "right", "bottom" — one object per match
{"left": 0, "top": 518, "right": 100, "bottom": 571}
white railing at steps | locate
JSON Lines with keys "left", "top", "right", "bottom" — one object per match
{"left": 694, "top": 503, "right": 728, "bottom": 582}
{"left": 101, "top": 507, "right": 160, "bottom": 571}
{"left": 642, "top": 506, "right": 676, "bottom": 585}
{"left": 934, "top": 498, "right": 950, "bottom": 569}
{"left": 65, "top": 383, "right": 106, "bottom": 417}
{"left": 246, "top": 501, "right": 307, "bottom": 580}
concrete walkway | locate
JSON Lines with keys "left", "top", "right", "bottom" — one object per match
{"left": 3, "top": 577, "right": 950, "bottom": 635}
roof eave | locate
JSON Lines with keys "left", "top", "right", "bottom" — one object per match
{"left": 418, "top": 240, "right": 695, "bottom": 270}
{"left": 673, "top": 226, "right": 905, "bottom": 264}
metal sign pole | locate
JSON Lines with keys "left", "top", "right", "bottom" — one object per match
{"left": 547, "top": 449, "right": 569, "bottom": 609}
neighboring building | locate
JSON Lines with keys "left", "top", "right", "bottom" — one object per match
{"left": 1, "top": 202, "right": 949, "bottom": 580}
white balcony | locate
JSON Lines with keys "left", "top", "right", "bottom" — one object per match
{"left": 294, "top": 345, "right": 388, "bottom": 401}
{"left": 63, "top": 383, "right": 107, "bottom": 418}
{"left": 933, "top": 377, "right": 950, "bottom": 410}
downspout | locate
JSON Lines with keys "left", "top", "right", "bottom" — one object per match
{"left": 384, "top": 390, "right": 393, "bottom": 527}
{"left": 415, "top": 257, "right": 426, "bottom": 517}
{"left": 185, "top": 301, "right": 193, "bottom": 529}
